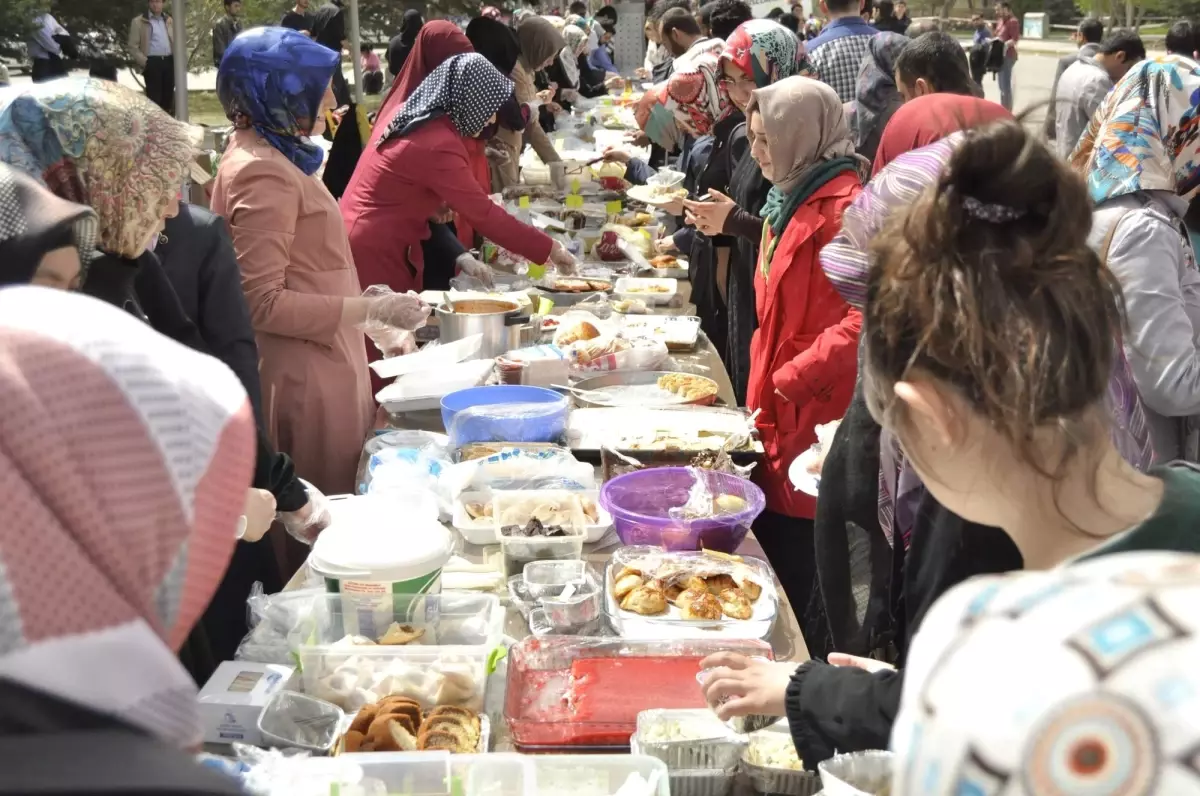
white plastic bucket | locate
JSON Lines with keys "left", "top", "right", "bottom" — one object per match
{"left": 309, "top": 495, "right": 453, "bottom": 637}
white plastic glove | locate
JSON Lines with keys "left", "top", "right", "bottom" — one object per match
{"left": 361, "top": 284, "right": 430, "bottom": 331}
{"left": 455, "top": 252, "right": 495, "bottom": 288}
{"left": 370, "top": 328, "right": 418, "bottom": 357}
{"left": 277, "top": 479, "right": 333, "bottom": 545}
{"left": 548, "top": 240, "right": 578, "bottom": 275}
{"left": 238, "top": 488, "right": 277, "bottom": 542}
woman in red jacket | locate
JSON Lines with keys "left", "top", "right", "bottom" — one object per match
{"left": 341, "top": 54, "right": 575, "bottom": 365}
{"left": 744, "top": 75, "right": 866, "bottom": 631}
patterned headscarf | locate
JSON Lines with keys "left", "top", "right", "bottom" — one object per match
{"left": 666, "top": 51, "right": 731, "bottom": 136}
{"left": 0, "top": 286, "right": 254, "bottom": 747}
{"left": 893, "top": 550, "right": 1200, "bottom": 796}
{"left": 382, "top": 53, "right": 514, "bottom": 143}
{"left": 562, "top": 21, "right": 589, "bottom": 57}
{"left": 1072, "top": 55, "right": 1200, "bottom": 203}
{"left": 635, "top": 84, "right": 681, "bottom": 151}
{"left": 823, "top": 132, "right": 1153, "bottom": 546}
{"left": 0, "top": 78, "right": 194, "bottom": 261}
{"left": 217, "top": 26, "right": 341, "bottom": 177}
{"left": 854, "top": 32, "right": 908, "bottom": 151}
{"left": 0, "top": 163, "right": 97, "bottom": 286}
{"left": 720, "top": 19, "right": 816, "bottom": 89}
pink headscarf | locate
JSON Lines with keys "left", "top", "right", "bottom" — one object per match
{"left": 0, "top": 286, "right": 255, "bottom": 747}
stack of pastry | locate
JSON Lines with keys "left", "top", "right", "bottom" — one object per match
{"left": 612, "top": 558, "right": 762, "bottom": 620}
{"left": 343, "top": 697, "right": 481, "bottom": 754}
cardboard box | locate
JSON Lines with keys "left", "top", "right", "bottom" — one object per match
{"left": 197, "top": 661, "right": 294, "bottom": 745}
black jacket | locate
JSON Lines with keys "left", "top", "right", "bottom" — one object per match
{"left": 723, "top": 131, "right": 769, "bottom": 405}
{"left": 0, "top": 679, "right": 242, "bottom": 794}
{"left": 786, "top": 487, "right": 1022, "bottom": 768}
{"left": 155, "top": 206, "right": 307, "bottom": 514}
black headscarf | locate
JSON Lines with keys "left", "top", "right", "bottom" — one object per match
{"left": 387, "top": 10, "right": 425, "bottom": 76}
{"left": 382, "top": 52, "right": 514, "bottom": 142}
{"left": 466, "top": 17, "right": 521, "bottom": 75}
{"left": 310, "top": 3, "right": 346, "bottom": 52}
{"left": 0, "top": 163, "right": 96, "bottom": 286}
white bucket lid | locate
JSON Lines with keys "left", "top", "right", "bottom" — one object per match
{"left": 310, "top": 495, "right": 453, "bottom": 582}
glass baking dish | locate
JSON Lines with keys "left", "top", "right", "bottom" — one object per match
{"left": 503, "top": 636, "right": 772, "bottom": 751}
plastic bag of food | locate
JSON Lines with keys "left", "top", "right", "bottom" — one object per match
{"left": 235, "top": 585, "right": 325, "bottom": 665}
{"left": 668, "top": 467, "right": 756, "bottom": 521}
{"left": 440, "top": 446, "right": 595, "bottom": 500}
{"left": 564, "top": 334, "right": 668, "bottom": 373}
{"left": 358, "top": 430, "right": 450, "bottom": 496}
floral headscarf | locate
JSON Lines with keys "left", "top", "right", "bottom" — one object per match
{"left": 893, "top": 550, "right": 1200, "bottom": 796}
{"left": 0, "top": 285, "right": 254, "bottom": 748}
{"left": 217, "top": 26, "right": 341, "bottom": 177}
{"left": 720, "top": 18, "right": 817, "bottom": 88}
{"left": 0, "top": 77, "right": 194, "bottom": 261}
{"left": 562, "top": 21, "right": 589, "bottom": 57}
{"left": 666, "top": 51, "right": 730, "bottom": 136}
{"left": 1072, "top": 55, "right": 1200, "bottom": 203}
{"left": 382, "top": 53, "right": 514, "bottom": 142}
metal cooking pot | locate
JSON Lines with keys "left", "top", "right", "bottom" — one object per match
{"left": 436, "top": 299, "right": 532, "bottom": 358}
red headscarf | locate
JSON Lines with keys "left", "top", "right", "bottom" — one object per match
{"left": 368, "top": 21, "right": 473, "bottom": 150}
{"left": 871, "top": 93, "right": 1013, "bottom": 176}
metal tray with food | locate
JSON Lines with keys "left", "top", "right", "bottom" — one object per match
{"left": 742, "top": 721, "right": 822, "bottom": 796}
{"left": 567, "top": 407, "right": 763, "bottom": 461}
{"left": 571, "top": 371, "right": 720, "bottom": 408}
{"left": 537, "top": 277, "right": 615, "bottom": 306}
{"left": 604, "top": 547, "right": 777, "bottom": 640}
{"left": 619, "top": 315, "right": 702, "bottom": 351}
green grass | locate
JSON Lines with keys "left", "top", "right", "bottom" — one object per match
{"left": 186, "top": 90, "right": 385, "bottom": 127}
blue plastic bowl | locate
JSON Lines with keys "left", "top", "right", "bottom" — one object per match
{"left": 441, "top": 386, "right": 570, "bottom": 447}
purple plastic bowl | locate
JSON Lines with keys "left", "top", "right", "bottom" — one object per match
{"left": 599, "top": 468, "right": 766, "bottom": 553}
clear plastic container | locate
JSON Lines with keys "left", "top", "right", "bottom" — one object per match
{"left": 342, "top": 752, "right": 530, "bottom": 796}
{"left": 817, "top": 751, "right": 894, "bottom": 796}
{"left": 257, "top": 690, "right": 345, "bottom": 753}
{"left": 499, "top": 523, "right": 585, "bottom": 579}
{"left": 294, "top": 593, "right": 502, "bottom": 713}
{"left": 530, "top": 754, "right": 670, "bottom": 796}
{"left": 523, "top": 559, "right": 590, "bottom": 600}
{"left": 504, "top": 637, "right": 771, "bottom": 750}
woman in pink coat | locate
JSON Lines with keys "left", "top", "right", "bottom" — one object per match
{"left": 212, "top": 28, "right": 426, "bottom": 576}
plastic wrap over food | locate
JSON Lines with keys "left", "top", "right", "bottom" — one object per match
{"left": 440, "top": 447, "right": 596, "bottom": 500}
{"left": 446, "top": 396, "right": 571, "bottom": 448}
{"left": 563, "top": 334, "right": 669, "bottom": 374}
{"left": 257, "top": 691, "right": 345, "bottom": 752}
{"left": 668, "top": 467, "right": 759, "bottom": 521}
{"left": 235, "top": 584, "right": 325, "bottom": 665}
{"left": 235, "top": 744, "right": 385, "bottom": 796}
{"left": 611, "top": 545, "right": 768, "bottom": 611}
{"left": 358, "top": 430, "right": 450, "bottom": 497}
{"left": 303, "top": 648, "right": 487, "bottom": 713}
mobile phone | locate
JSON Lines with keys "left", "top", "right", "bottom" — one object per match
{"left": 694, "top": 193, "right": 713, "bottom": 202}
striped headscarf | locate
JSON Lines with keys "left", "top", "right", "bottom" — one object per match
{"left": 0, "top": 286, "right": 255, "bottom": 747}
{"left": 1072, "top": 55, "right": 1200, "bottom": 203}
{"left": 0, "top": 78, "right": 195, "bottom": 261}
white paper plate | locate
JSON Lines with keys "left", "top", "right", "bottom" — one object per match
{"left": 627, "top": 184, "right": 688, "bottom": 207}
{"left": 788, "top": 449, "right": 820, "bottom": 496}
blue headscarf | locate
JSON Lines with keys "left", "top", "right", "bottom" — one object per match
{"left": 217, "top": 27, "right": 339, "bottom": 176}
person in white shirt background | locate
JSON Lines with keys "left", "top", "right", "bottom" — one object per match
{"left": 28, "top": 12, "right": 71, "bottom": 83}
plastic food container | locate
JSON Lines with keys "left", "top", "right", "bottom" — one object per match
{"left": 632, "top": 709, "right": 747, "bottom": 771}
{"left": 530, "top": 754, "right": 670, "bottom": 796}
{"left": 599, "top": 469, "right": 766, "bottom": 552}
{"left": 504, "top": 636, "right": 771, "bottom": 751}
{"left": 613, "top": 277, "right": 679, "bottom": 306}
{"left": 499, "top": 524, "right": 585, "bottom": 578}
{"left": 294, "top": 593, "right": 501, "bottom": 713}
{"left": 257, "top": 690, "right": 345, "bottom": 753}
{"left": 441, "top": 386, "right": 570, "bottom": 448}
{"left": 309, "top": 496, "right": 455, "bottom": 619}
{"left": 341, "top": 752, "right": 530, "bottom": 796}
{"left": 817, "top": 751, "right": 894, "bottom": 796}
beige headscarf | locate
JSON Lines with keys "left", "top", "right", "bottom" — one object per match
{"left": 518, "top": 16, "right": 567, "bottom": 71}
{"left": 747, "top": 75, "right": 861, "bottom": 192}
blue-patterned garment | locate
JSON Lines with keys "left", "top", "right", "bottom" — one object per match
{"left": 1071, "top": 55, "right": 1200, "bottom": 203}
{"left": 216, "top": 26, "right": 340, "bottom": 176}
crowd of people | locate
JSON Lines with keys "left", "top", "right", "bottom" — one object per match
{"left": 5, "top": 0, "right": 1200, "bottom": 790}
